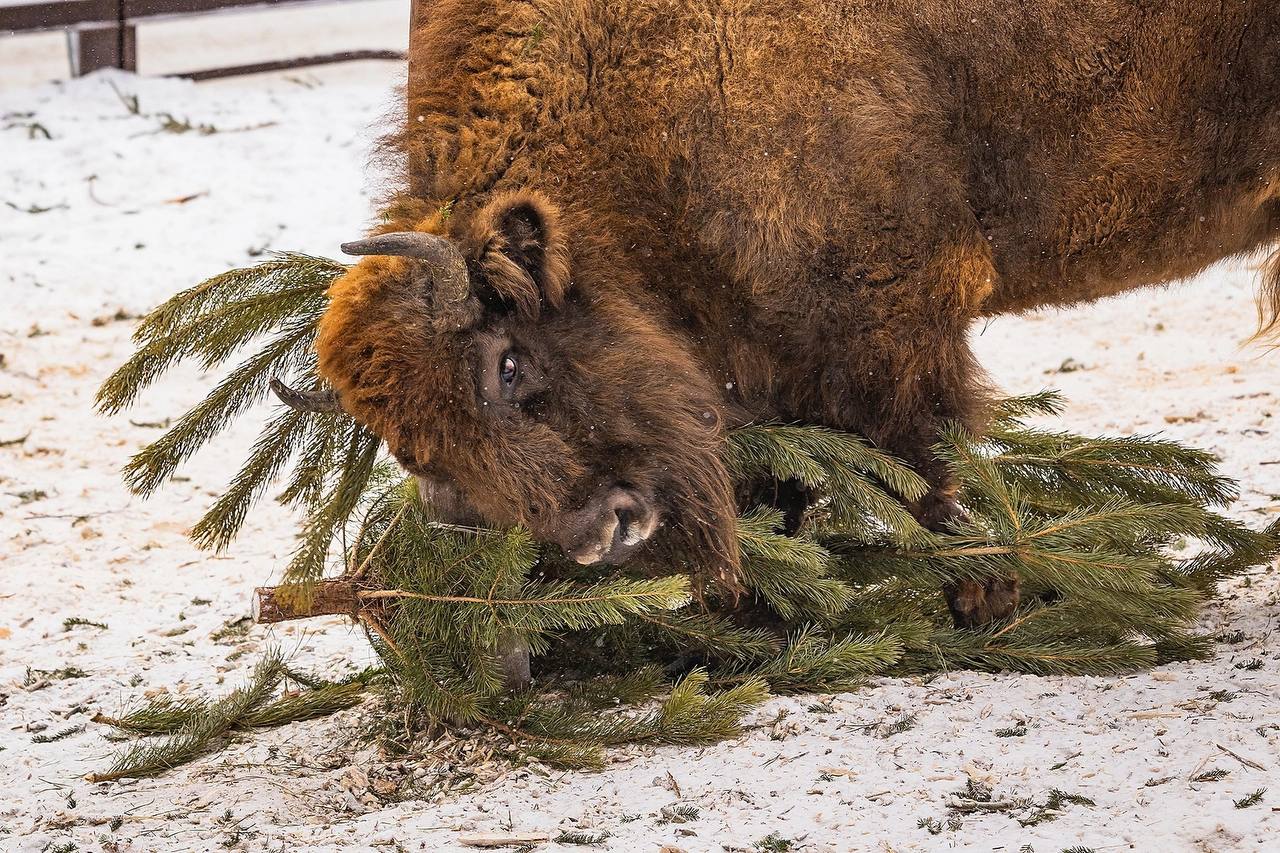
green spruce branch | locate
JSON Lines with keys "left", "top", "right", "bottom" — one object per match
{"left": 92, "top": 252, "right": 1280, "bottom": 779}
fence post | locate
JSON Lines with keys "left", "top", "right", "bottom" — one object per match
{"left": 66, "top": 1, "right": 136, "bottom": 77}
{"left": 407, "top": 0, "right": 422, "bottom": 83}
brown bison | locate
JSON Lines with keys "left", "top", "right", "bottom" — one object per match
{"left": 302, "top": 0, "right": 1280, "bottom": 627}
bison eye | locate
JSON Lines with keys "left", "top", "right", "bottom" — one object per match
{"left": 499, "top": 352, "right": 519, "bottom": 390}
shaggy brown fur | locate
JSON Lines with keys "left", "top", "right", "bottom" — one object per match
{"left": 317, "top": 0, "right": 1280, "bottom": 625}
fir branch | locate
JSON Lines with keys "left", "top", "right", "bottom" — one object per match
{"left": 987, "top": 428, "right": 1237, "bottom": 508}
{"left": 727, "top": 424, "right": 930, "bottom": 542}
{"left": 275, "top": 414, "right": 350, "bottom": 511}
{"left": 731, "top": 627, "right": 903, "bottom": 693}
{"left": 634, "top": 611, "right": 780, "bottom": 661}
{"left": 1174, "top": 517, "right": 1280, "bottom": 589}
{"left": 991, "top": 390, "right": 1067, "bottom": 423}
{"left": 380, "top": 646, "right": 488, "bottom": 724}
{"left": 919, "top": 635, "right": 1159, "bottom": 676}
{"left": 92, "top": 695, "right": 208, "bottom": 735}
{"left": 89, "top": 652, "right": 285, "bottom": 782}
{"left": 520, "top": 741, "right": 605, "bottom": 770}
{"left": 736, "top": 508, "right": 853, "bottom": 620}
{"left": 96, "top": 253, "right": 340, "bottom": 416}
{"left": 502, "top": 670, "right": 767, "bottom": 767}
{"left": 188, "top": 407, "right": 310, "bottom": 550}
{"left": 650, "top": 668, "right": 770, "bottom": 744}
{"left": 558, "top": 665, "right": 669, "bottom": 710}
{"left": 95, "top": 670, "right": 373, "bottom": 736}
{"left": 132, "top": 252, "right": 343, "bottom": 347}
{"left": 361, "top": 575, "right": 692, "bottom": 631}
{"left": 120, "top": 318, "right": 320, "bottom": 496}
{"left": 1233, "top": 788, "right": 1265, "bottom": 809}
{"left": 280, "top": 424, "right": 382, "bottom": 594}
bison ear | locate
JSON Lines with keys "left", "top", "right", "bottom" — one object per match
{"left": 474, "top": 191, "right": 570, "bottom": 316}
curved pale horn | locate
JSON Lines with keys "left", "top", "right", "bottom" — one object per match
{"left": 270, "top": 378, "right": 342, "bottom": 414}
{"left": 340, "top": 231, "right": 469, "bottom": 302}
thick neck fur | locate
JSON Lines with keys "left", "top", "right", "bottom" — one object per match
{"left": 383, "top": 0, "right": 1280, "bottom": 428}
{"left": 383, "top": 0, "right": 768, "bottom": 413}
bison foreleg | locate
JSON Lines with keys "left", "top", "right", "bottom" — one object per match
{"left": 818, "top": 238, "right": 1020, "bottom": 627}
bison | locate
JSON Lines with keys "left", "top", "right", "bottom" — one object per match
{"left": 298, "top": 0, "right": 1280, "bottom": 627}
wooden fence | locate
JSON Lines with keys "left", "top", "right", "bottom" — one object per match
{"left": 0, "top": 0, "right": 405, "bottom": 79}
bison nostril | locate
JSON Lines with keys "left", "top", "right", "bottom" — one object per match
{"left": 614, "top": 508, "right": 633, "bottom": 541}
{"left": 561, "top": 489, "right": 658, "bottom": 564}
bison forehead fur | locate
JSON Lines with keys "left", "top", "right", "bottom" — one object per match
{"left": 315, "top": 0, "right": 1280, "bottom": 605}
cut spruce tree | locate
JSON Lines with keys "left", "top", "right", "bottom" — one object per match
{"left": 93, "top": 253, "right": 1280, "bottom": 775}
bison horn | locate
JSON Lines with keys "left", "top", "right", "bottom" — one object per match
{"left": 340, "top": 231, "right": 470, "bottom": 302}
{"left": 270, "top": 378, "right": 342, "bottom": 414}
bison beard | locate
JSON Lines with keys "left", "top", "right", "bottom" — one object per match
{"left": 315, "top": 0, "right": 1280, "bottom": 627}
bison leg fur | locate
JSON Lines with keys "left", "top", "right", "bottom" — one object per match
{"left": 806, "top": 233, "right": 1022, "bottom": 627}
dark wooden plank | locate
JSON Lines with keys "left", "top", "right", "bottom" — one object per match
{"left": 122, "top": 0, "right": 363, "bottom": 21}
{"left": 174, "top": 48, "right": 402, "bottom": 80}
{"left": 0, "top": 0, "right": 119, "bottom": 33}
{"left": 1, "top": 0, "right": 367, "bottom": 32}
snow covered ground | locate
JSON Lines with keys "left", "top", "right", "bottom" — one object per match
{"left": 3, "top": 60, "right": 1278, "bottom": 853}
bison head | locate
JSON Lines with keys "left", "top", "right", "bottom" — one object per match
{"left": 312, "top": 191, "right": 740, "bottom": 588}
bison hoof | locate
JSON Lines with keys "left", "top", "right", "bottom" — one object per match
{"left": 944, "top": 576, "right": 1021, "bottom": 629}
{"left": 497, "top": 633, "right": 531, "bottom": 692}
{"left": 917, "top": 490, "right": 1021, "bottom": 627}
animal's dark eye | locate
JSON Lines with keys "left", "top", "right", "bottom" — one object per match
{"left": 499, "top": 352, "right": 519, "bottom": 388}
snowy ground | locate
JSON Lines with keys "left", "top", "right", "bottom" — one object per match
{"left": 3, "top": 63, "right": 1279, "bottom": 853}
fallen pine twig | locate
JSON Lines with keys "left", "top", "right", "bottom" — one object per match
{"left": 945, "top": 796, "right": 1023, "bottom": 814}
{"left": 459, "top": 833, "right": 551, "bottom": 848}
{"left": 88, "top": 652, "right": 373, "bottom": 781}
{"left": 1217, "top": 742, "right": 1268, "bottom": 771}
